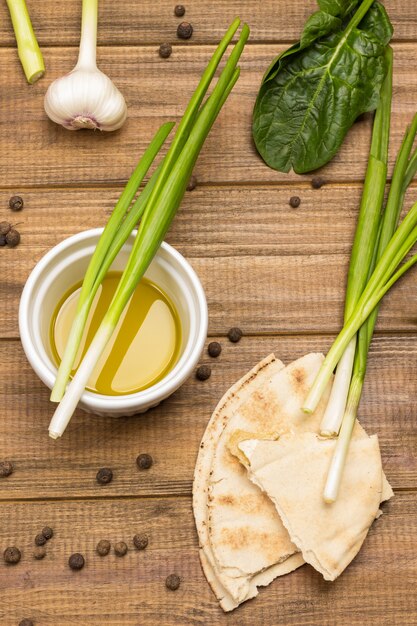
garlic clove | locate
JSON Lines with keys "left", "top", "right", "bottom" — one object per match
{"left": 44, "top": 67, "right": 127, "bottom": 131}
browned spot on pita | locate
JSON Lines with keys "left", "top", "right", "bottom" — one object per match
{"left": 219, "top": 526, "right": 291, "bottom": 562}
{"left": 217, "top": 491, "right": 273, "bottom": 515}
{"left": 290, "top": 367, "right": 308, "bottom": 394}
{"left": 238, "top": 387, "right": 291, "bottom": 434}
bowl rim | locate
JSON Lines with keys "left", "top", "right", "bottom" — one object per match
{"left": 19, "top": 228, "right": 208, "bottom": 411}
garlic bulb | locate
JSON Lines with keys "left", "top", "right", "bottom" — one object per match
{"left": 44, "top": 0, "right": 127, "bottom": 131}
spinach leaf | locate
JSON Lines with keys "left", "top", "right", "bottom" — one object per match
{"left": 253, "top": 1, "right": 393, "bottom": 173}
{"left": 318, "top": 0, "right": 360, "bottom": 17}
{"left": 300, "top": 11, "right": 342, "bottom": 49}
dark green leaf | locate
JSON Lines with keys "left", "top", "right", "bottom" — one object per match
{"left": 253, "top": 2, "right": 393, "bottom": 173}
{"left": 301, "top": 11, "right": 342, "bottom": 48}
{"left": 318, "top": 0, "right": 360, "bottom": 17}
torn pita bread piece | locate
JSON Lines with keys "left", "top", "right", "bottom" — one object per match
{"left": 239, "top": 432, "right": 391, "bottom": 581}
{"left": 192, "top": 354, "right": 287, "bottom": 611}
{"left": 206, "top": 353, "right": 333, "bottom": 608}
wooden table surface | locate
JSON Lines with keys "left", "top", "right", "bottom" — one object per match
{"left": 1, "top": 1, "right": 417, "bottom": 624}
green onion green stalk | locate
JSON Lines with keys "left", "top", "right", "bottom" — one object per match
{"left": 319, "top": 47, "right": 393, "bottom": 438}
{"left": 6, "top": 0, "right": 45, "bottom": 84}
{"left": 48, "top": 18, "right": 249, "bottom": 439}
{"left": 323, "top": 109, "right": 417, "bottom": 502}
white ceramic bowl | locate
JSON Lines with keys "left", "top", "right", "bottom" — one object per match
{"left": 19, "top": 229, "right": 208, "bottom": 417}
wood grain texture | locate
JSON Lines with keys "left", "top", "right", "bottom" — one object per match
{"left": 2, "top": 43, "right": 417, "bottom": 187}
{"left": 0, "top": 0, "right": 415, "bottom": 46}
{"left": 0, "top": 494, "right": 416, "bottom": 626}
{"left": 1, "top": 1, "right": 417, "bottom": 623}
{"left": 0, "top": 334, "right": 416, "bottom": 500}
{"left": 1, "top": 184, "right": 417, "bottom": 339}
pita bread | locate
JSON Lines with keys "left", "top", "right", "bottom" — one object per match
{"left": 193, "top": 354, "right": 287, "bottom": 611}
{"left": 239, "top": 432, "right": 387, "bottom": 581}
{"left": 207, "top": 353, "right": 333, "bottom": 605}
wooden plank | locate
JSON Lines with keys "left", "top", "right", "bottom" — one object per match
{"left": 1, "top": 43, "right": 417, "bottom": 187}
{"left": 2, "top": 184, "right": 417, "bottom": 338}
{"left": 0, "top": 494, "right": 415, "bottom": 625}
{"left": 0, "top": 334, "right": 416, "bottom": 500}
{"left": 0, "top": 0, "right": 415, "bottom": 46}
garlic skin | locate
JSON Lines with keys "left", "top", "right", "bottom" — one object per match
{"left": 44, "top": 67, "right": 127, "bottom": 131}
{"left": 43, "top": 0, "right": 127, "bottom": 132}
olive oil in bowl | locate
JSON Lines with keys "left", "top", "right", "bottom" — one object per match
{"left": 50, "top": 272, "right": 181, "bottom": 396}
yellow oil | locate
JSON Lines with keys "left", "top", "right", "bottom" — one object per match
{"left": 50, "top": 272, "right": 181, "bottom": 395}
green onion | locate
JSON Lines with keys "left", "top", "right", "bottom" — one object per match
{"left": 323, "top": 111, "right": 417, "bottom": 502}
{"left": 48, "top": 19, "right": 249, "bottom": 439}
{"left": 50, "top": 123, "right": 174, "bottom": 402}
{"left": 320, "top": 48, "right": 393, "bottom": 438}
{"left": 6, "top": 0, "right": 45, "bottom": 84}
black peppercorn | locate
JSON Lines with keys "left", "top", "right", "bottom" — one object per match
{"left": 6, "top": 229, "right": 20, "bottom": 247}
{"left": 174, "top": 4, "right": 185, "bottom": 16}
{"left": 9, "top": 195, "right": 23, "bottom": 211}
{"left": 159, "top": 43, "right": 172, "bottom": 58}
{"left": 114, "top": 541, "right": 128, "bottom": 557}
{"left": 208, "top": 341, "right": 221, "bottom": 358}
{"left": 166, "top": 574, "right": 181, "bottom": 590}
{"left": 136, "top": 453, "right": 153, "bottom": 470}
{"left": 0, "top": 460, "right": 14, "bottom": 477}
{"left": 177, "top": 21, "right": 193, "bottom": 39}
{"left": 35, "top": 533, "right": 47, "bottom": 546}
{"left": 133, "top": 533, "right": 149, "bottom": 551}
{"left": 3, "top": 546, "right": 21, "bottom": 564}
{"left": 186, "top": 175, "right": 197, "bottom": 191}
{"left": 227, "top": 327, "right": 243, "bottom": 343}
{"left": 96, "top": 539, "right": 111, "bottom": 556}
{"left": 311, "top": 176, "right": 325, "bottom": 189}
{"left": 33, "top": 546, "right": 46, "bottom": 560}
{"left": 196, "top": 364, "right": 211, "bottom": 381}
{"left": 19, "top": 620, "right": 34, "bottom": 626}
{"left": 289, "top": 196, "right": 301, "bottom": 208}
{"left": 96, "top": 467, "right": 113, "bottom": 485}
{"left": 41, "top": 526, "right": 53, "bottom": 540}
{"left": 68, "top": 553, "right": 85, "bottom": 570}
{"left": 0, "top": 221, "right": 11, "bottom": 236}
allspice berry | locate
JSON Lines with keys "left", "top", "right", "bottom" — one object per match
{"left": 136, "top": 453, "right": 153, "bottom": 470}
{"left": 9, "top": 195, "right": 24, "bottom": 211}
{"left": 33, "top": 546, "right": 46, "bottom": 560}
{"left": 133, "top": 533, "right": 149, "bottom": 551}
{"left": 114, "top": 541, "right": 128, "bottom": 557}
{"left": 0, "top": 221, "right": 11, "bottom": 236}
{"left": 196, "top": 364, "right": 211, "bottom": 381}
{"left": 177, "top": 21, "right": 193, "bottom": 39}
{"left": 35, "top": 533, "right": 47, "bottom": 547}
{"left": 42, "top": 526, "right": 53, "bottom": 540}
{"left": 19, "top": 620, "right": 34, "bottom": 626}
{"left": 0, "top": 235, "right": 6, "bottom": 247}
{"left": 68, "top": 553, "right": 85, "bottom": 570}
{"left": 311, "top": 176, "right": 325, "bottom": 189}
{"left": 0, "top": 460, "right": 14, "bottom": 477}
{"left": 159, "top": 43, "right": 172, "bottom": 59}
{"left": 6, "top": 229, "right": 20, "bottom": 247}
{"left": 96, "top": 540, "right": 111, "bottom": 556}
{"left": 289, "top": 195, "right": 301, "bottom": 208}
{"left": 166, "top": 574, "right": 181, "bottom": 590}
{"left": 227, "top": 327, "right": 243, "bottom": 343}
{"left": 208, "top": 341, "right": 221, "bottom": 358}
{"left": 3, "top": 546, "right": 21, "bottom": 564}
{"left": 174, "top": 4, "right": 185, "bottom": 16}
{"left": 96, "top": 467, "right": 113, "bottom": 485}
